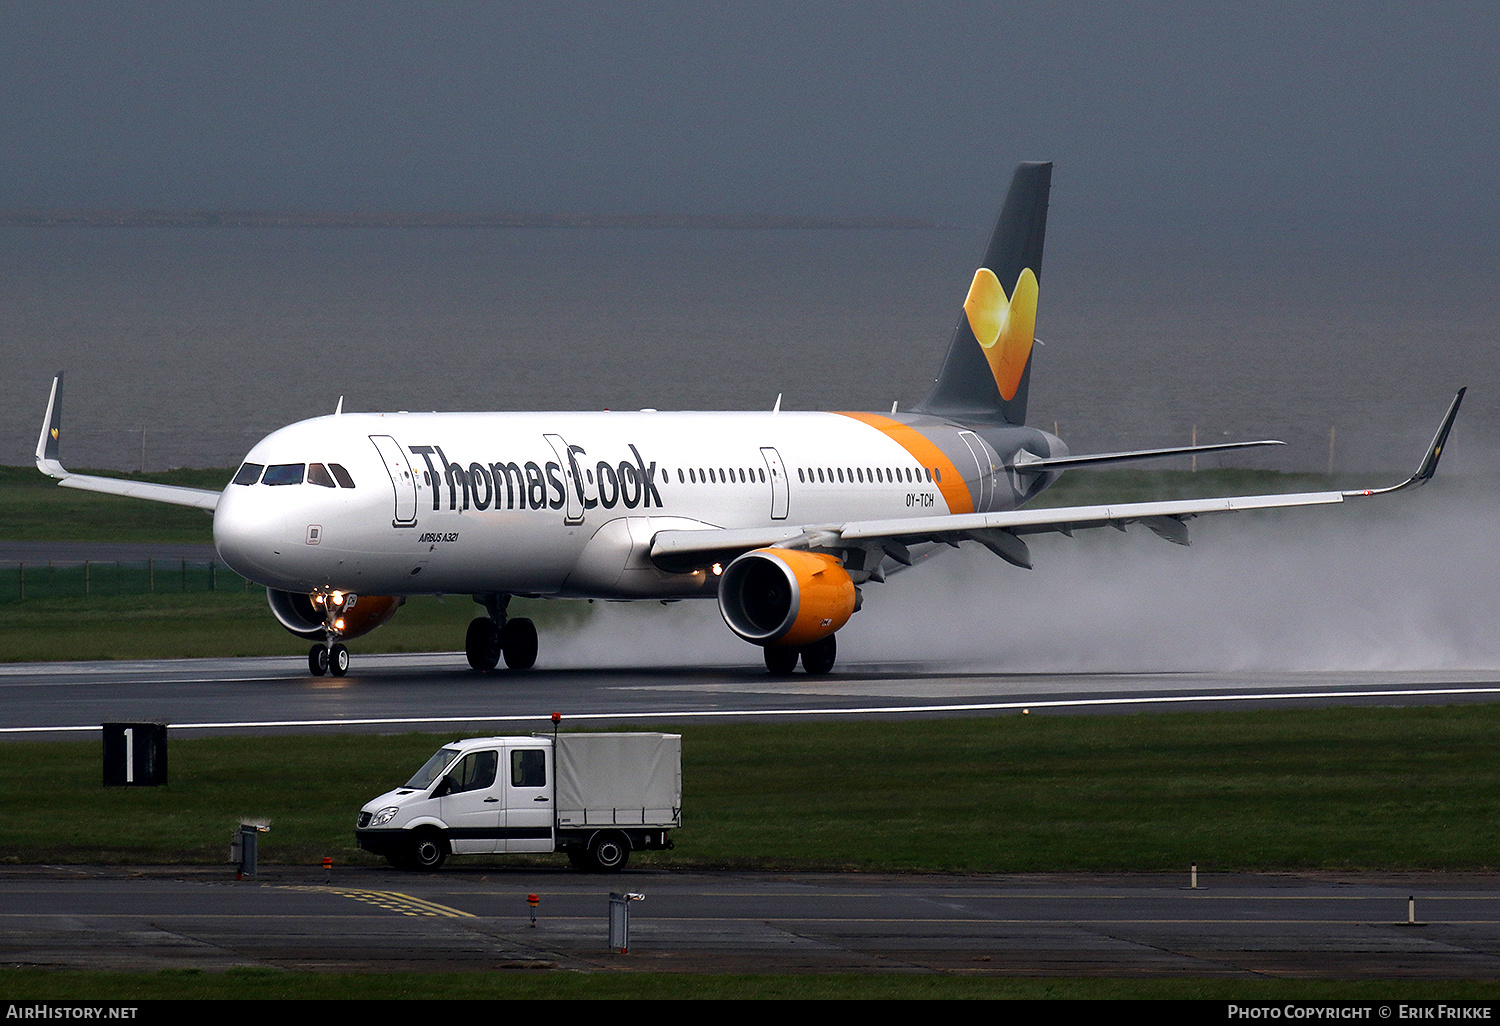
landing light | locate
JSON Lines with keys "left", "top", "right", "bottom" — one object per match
{"left": 331, "top": 590, "right": 344, "bottom": 605}
{"left": 712, "top": 562, "right": 723, "bottom": 576}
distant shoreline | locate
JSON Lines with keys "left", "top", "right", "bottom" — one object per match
{"left": 0, "top": 210, "right": 950, "bottom": 230}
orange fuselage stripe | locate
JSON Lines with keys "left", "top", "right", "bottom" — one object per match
{"left": 834, "top": 412, "right": 974, "bottom": 515}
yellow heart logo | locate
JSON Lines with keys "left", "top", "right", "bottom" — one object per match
{"left": 964, "top": 267, "right": 1038, "bottom": 401}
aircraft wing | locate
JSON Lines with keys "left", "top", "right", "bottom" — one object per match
{"left": 35, "top": 374, "right": 222, "bottom": 512}
{"left": 651, "top": 389, "right": 1465, "bottom": 574}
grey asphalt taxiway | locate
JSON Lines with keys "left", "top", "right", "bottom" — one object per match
{"left": 8, "top": 865, "right": 1500, "bottom": 977}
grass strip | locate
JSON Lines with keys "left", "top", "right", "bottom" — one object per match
{"left": 0, "top": 590, "right": 583, "bottom": 662}
{"left": 5, "top": 709, "right": 1500, "bottom": 872}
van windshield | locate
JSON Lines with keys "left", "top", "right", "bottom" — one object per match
{"left": 405, "top": 747, "right": 461, "bottom": 789}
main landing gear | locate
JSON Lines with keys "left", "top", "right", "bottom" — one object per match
{"left": 466, "top": 593, "right": 537, "bottom": 672}
{"left": 764, "top": 634, "right": 837, "bottom": 676}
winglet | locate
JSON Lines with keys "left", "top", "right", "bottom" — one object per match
{"left": 1343, "top": 388, "right": 1466, "bottom": 497}
{"left": 35, "top": 373, "right": 67, "bottom": 480}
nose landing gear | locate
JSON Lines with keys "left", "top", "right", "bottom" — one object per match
{"left": 466, "top": 593, "right": 538, "bottom": 672}
{"left": 307, "top": 590, "right": 355, "bottom": 677}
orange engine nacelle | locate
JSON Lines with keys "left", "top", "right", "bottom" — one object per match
{"left": 718, "top": 548, "right": 856, "bottom": 647}
{"left": 267, "top": 589, "right": 403, "bottom": 641}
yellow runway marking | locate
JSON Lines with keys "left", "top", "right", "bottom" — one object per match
{"left": 280, "top": 885, "right": 475, "bottom": 918}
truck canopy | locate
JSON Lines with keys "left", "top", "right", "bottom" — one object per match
{"left": 544, "top": 732, "right": 682, "bottom": 829}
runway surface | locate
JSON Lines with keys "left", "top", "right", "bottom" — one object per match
{"left": 6, "top": 865, "right": 1500, "bottom": 977}
{"left": 3, "top": 652, "right": 1500, "bottom": 740}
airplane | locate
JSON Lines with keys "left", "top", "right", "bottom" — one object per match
{"left": 34, "top": 162, "right": 1465, "bottom": 678}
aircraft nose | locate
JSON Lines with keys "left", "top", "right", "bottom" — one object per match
{"left": 213, "top": 488, "right": 289, "bottom": 584}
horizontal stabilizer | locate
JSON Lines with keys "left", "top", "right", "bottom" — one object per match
{"left": 1012, "top": 439, "right": 1283, "bottom": 472}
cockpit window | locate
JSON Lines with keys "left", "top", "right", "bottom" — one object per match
{"left": 232, "top": 463, "right": 264, "bottom": 486}
{"left": 329, "top": 463, "right": 355, "bottom": 488}
{"left": 262, "top": 463, "right": 305, "bottom": 486}
{"left": 307, "top": 463, "right": 336, "bottom": 488}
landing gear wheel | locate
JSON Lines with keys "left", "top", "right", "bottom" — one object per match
{"left": 329, "top": 643, "right": 350, "bottom": 677}
{"left": 501, "top": 617, "right": 538, "bottom": 670}
{"left": 586, "top": 832, "right": 630, "bottom": 872}
{"left": 800, "top": 634, "right": 837, "bottom": 675}
{"left": 465, "top": 617, "right": 502, "bottom": 671}
{"left": 308, "top": 644, "right": 329, "bottom": 676}
{"left": 764, "top": 645, "right": 799, "bottom": 675}
{"left": 407, "top": 830, "right": 448, "bottom": 872}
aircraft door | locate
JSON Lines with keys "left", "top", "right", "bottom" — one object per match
{"left": 544, "top": 434, "right": 585, "bottom": 525}
{"left": 958, "top": 430, "right": 995, "bottom": 512}
{"left": 760, "top": 446, "right": 789, "bottom": 520}
{"left": 369, "top": 435, "right": 419, "bottom": 527}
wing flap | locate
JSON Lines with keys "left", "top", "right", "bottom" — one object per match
{"left": 57, "top": 474, "right": 221, "bottom": 511}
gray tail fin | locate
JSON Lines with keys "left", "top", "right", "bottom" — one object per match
{"left": 915, "top": 161, "right": 1051, "bottom": 425}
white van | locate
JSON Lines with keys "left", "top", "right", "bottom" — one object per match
{"left": 356, "top": 732, "right": 682, "bottom": 871}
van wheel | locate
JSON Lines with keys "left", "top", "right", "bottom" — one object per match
{"left": 408, "top": 830, "right": 448, "bottom": 871}
{"left": 587, "top": 832, "right": 630, "bottom": 872}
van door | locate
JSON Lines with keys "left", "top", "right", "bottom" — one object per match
{"left": 437, "top": 748, "right": 503, "bottom": 854}
{"left": 503, "top": 744, "right": 555, "bottom": 852}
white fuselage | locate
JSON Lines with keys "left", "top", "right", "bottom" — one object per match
{"left": 213, "top": 409, "right": 1059, "bottom": 599}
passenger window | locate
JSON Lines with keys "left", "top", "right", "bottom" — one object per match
{"left": 448, "top": 750, "right": 498, "bottom": 793}
{"left": 232, "top": 463, "right": 264, "bottom": 486}
{"left": 262, "top": 463, "right": 306, "bottom": 486}
{"left": 329, "top": 463, "right": 355, "bottom": 488}
{"left": 511, "top": 749, "right": 547, "bottom": 788}
{"left": 307, "top": 463, "right": 336, "bottom": 488}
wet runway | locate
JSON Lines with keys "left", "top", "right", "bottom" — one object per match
{"left": 3, "top": 652, "right": 1500, "bottom": 740}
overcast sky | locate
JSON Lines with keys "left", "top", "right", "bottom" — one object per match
{"left": 3, "top": 1, "right": 1497, "bottom": 237}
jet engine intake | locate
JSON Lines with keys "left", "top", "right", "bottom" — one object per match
{"left": 267, "top": 589, "right": 402, "bottom": 641}
{"left": 718, "top": 548, "right": 856, "bottom": 647}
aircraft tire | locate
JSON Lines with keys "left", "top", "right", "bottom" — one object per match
{"left": 330, "top": 643, "right": 350, "bottom": 677}
{"left": 501, "top": 617, "right": 538, "bottom": 670}
{"left": 800, "top": 634, "right": 837, "bottom": 675}
{"left": 308, "top": 644, "right": 328, "bottom": 677}
{"left": 465, "top": 617, "right": 501, "bottom": 672}
{"left": 764, "top": 646, "right": 799, "bottom": 675}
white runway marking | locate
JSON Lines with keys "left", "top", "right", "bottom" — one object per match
{"left": 7, "top": 683, "right": 1500, "bottom": 735}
